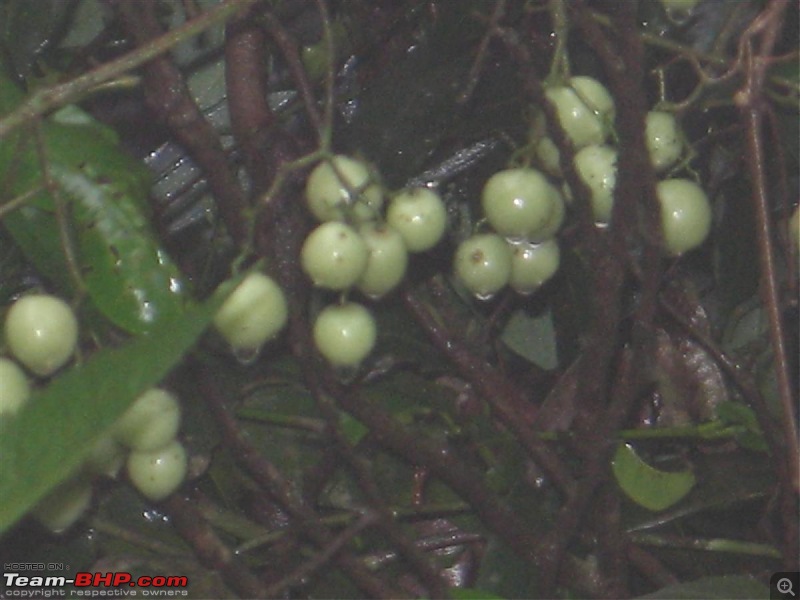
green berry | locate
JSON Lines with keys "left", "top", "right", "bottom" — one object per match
{"left": 570, "top": 76, "right": 615, "bottom": 119}
{"left": 574, "top": 144, "right": 618, "bottom": 224}
{"left": 357, "top": 223, "right": 409, "bottom": 299}
{"left": 114, "top": 388, "right": 181, "bottom": 452}
{"left": 545, "top": 86, "right": 603, "bottom": 148}
{"left": 0, "top": 357, "right": 30, "bottom": 417}
{"left": 305, "top": 155, "right": 383, "bottom": 223}
{"left": 481, "top": 168, "right": 558, "bottom": 241}
{"left": 4, "top": 294, "right": 78, "bottom": 376}
{"left": 213, "top": 272, "right": 288, "bottom": 352}
{"left": 646, "top": 111, "right": 683, "bottom": 172}
{"left": 127, "top": 440, "right": 188, "bottom": 501}
{"left": 313, "top": 302, "right": 377, "bottom": 368}
{"left": 536, "top": 136, "right": 562, "bottom": 177}
{"left": 83, "top": 434, "right": 126, "bottom": 478}
{"left": 656, "top": 179, "right": 712, "bottom": 256}
{"left": 509, "top": 239, "right": 561, "bottom": 294}
{"left": 301, "top": 222, "right": 369, "bottom": 290}
{"left": 32, "top": 478, "right": 93, "bottom": 533}
{"left": 790, "top": 206, "right": 799, "bottom": 253}
{"left": 454, "top": 233, "right": 512, "bottom": 299}
{"left": 386, "top": 188, "right": 447, "bottom": 252}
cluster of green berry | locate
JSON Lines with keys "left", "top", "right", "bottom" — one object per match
{"left": 454, "top": 167, "right": 565, "bottom": 300}
{"left": 534, "top": 75, "right": 712, "bottom": 256}
{"left": 302, "top": 155, "right": 447, "bottom": 367}
{"left": 1, "top": 293, "right": 187, "bottom": 531}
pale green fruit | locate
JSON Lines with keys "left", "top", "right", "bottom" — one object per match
{"left": 509, "top": 239, "right": 561, "bottom": 294}
{"left": 454, "top": 233, "right": 512, "bottom": 299}
{"left": 790, "top": 206, "right": 799, "bottom": 253}
{"left": 570, "top": 76, "right": 615, "bottom": 123}
{"left": 301, "top": 222, "right": 369, "bottom": 290}
{"left": 83, "top": 434, "right": 127, "bottom": 478}
{"left": 0, "top": 357, "right": 30, "bottom": 417}
{"left": 32, "top": 478, "right": 93, "bottom": 533}
{"left": 386, "top": 188, "right": 447, "bottom": 252}
{"left": 574, "top": 144, "right": 618, "bottom": 224}
{"left": 656, "top": 179, "right": 712, "bottom": 256}
{"left": 545, "top": 86, "right": 604, "bottom": 148}
{"left": 114, "top": 388, "right": 181, "bottom": 452}
{"left": 313, "top": 302, "right": 377, "bottom": 368}
{"left": 357, "top": 223, "right": 409, "bottom": 298}
{"left": 646, "top": 111, "right": 683, "bottom": 172}
{"left": 5, "top": 294, "right": 78, "bottom": 376}
{"left": 536, "top": 136, "right": 562, "bottom": 177}
{"left": 127, "top": 440, "right": 188, "bottom": 501}
{"left": 530, "top": 183, "right": 566, "bottom": 242}
{"left": 482, "top": 168, "right": 558, "bottom": 241}
{"left": 305, "top": 155, "right": 383, "bottom": 223}
{"left": 213, "top": 272, "right": 288, "bottom": 352}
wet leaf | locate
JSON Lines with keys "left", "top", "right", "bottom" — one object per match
{"left": 0, "top": 74, "right": 191, "bottom": 333}
{"left": 612, "top": 443, "right": 696, "bottom": 512}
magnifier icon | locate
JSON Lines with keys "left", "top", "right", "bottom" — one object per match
{"left": 778, "top": 578, "right": 795, "bottom": 597}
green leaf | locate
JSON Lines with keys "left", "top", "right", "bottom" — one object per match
{"left": 612, "top": 443, "right": 696, "bottom": 511}
{"left": 500, "top": 307, "right": 559, "bottom": 370}
{"left": 0, "top": 75, "right": 190, "bottom": 334}
{"left": 636, "top": 575, "right": 767, "bottom": 599}
{"left": 0, "top": 278, "right": 235, "bottom": 535}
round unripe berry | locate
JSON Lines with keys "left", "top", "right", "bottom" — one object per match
{"left": 536, "top": 136, "right": 562, "bottom": 177}
{"left": 790, "top": 206, "right": 799, "bottom": 254}
{"left": 313, "top": 302, "right": 377, "bottom": 368}
{"left": 454, "top": 233, "right": 512, "bottom": 299}
{"left": 646, "top": 111, "right": 683, "bottom": 172}
{"left": 656, "top": 179, "right": 712, "bottom": 256}
{"left": 386, "top": 188, "right": 447, "bottom": 252}
{"left": 481, "top": 168, "right": 558, "bottom": 241}
{"left": 4, "top": 294, "right": 78, "bottom": 376}
{"left": 84, "top": 434, "right": 126, "bottom": 478}
{"left": 574, "top": 145, "right": 618, "bottom": 224}
{"left": 305, "top": 155, "right": 383, "bottom": 223}
{"left": 0, "top": 357, "right": 30, "bottom": 417}
{"left": 301, "top": 222, "right": 369, "bottom": 290}
{"left": 570, "top": 76, "right": 615, "bottom": 123}
{"left": 32, "top": 478, "right": 93, "bottom": 533}
{"left": 357, "top": 223, "right": 409, "bottom": 299}
{"left": 213, "top": 272, "right": 288, "bottom": 352}
{"left": 127, "top": 440, "right": 188, "bottom": 502}
{"left": 114, "top": 388, "right": 181, "bottom": 452}
{"left": 545, "top": 80, "right": 611, "bottom": 149}
{"left": 509, "top": 239, "right": 561, "bottom": 294}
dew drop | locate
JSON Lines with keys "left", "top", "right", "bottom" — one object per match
{"left": 232, "top": 345, "right": 261, "bottom": 366}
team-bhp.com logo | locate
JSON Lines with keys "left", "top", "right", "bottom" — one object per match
{"left": 3, "top": 571, "right": 188, "bottom": 597}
